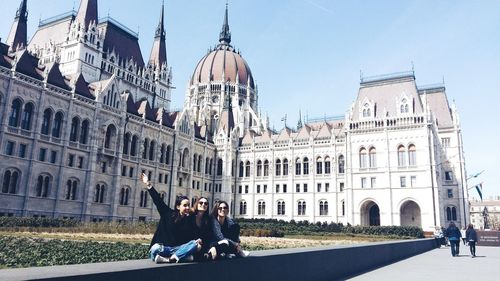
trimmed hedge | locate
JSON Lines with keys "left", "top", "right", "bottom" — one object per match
{"left": 236, "top": 219, "right": 424, "bottom": 238}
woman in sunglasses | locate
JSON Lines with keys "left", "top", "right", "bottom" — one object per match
{"left": 141, "top": 173, "right": 202, "bottom": 263}
{"left": 191, "top": 197, "right": 216, "bottom": 260}
{"left": 210, "top": 200, "right": 250, "bottom": 259}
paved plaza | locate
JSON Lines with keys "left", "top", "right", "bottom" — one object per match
{"left": 347, "top": 246, "right": 500, "bottom": 281}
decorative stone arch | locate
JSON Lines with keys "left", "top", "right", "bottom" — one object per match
{"left": 398, "top": 199, "right": 422, "bottom": 227}
{"left": 359, "top": 198, "right": 380, "bottom": 226}
{"left": 359, "top": 97, "right": 375, "bottom": 119}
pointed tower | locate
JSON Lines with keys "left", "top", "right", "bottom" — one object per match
{"left": 219, "top": 3, "right": 231, "bottom": 46}
{"left": 149, "top": 1, "right": 167, "bottom": 68}
{"left": 75, "top": 0, "right": 98, "bottom": 30}
{"left": 6, "top": 0, "right": 28, "bottom": 51}
{"left": 297, "top": 110, "right": 303, "bottom": 130}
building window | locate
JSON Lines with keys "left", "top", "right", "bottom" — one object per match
{"left": 370, "top": 177, "right": 376, "bottom": 188}
{"left": 275, "top": 159, "right": 281, "bottom": 176}
{"left": 41, "top": 109, "right": 52, "bottom": 135}
{"left": 263, "top": 160, "right": 269, "bottom": 176}
{"left": 303, "top": 157, "right": 309, "bottom": 175}
{"left": 122, "top": 166, "right": 127, "bottom": 177}
{"left": 408, "top": 144, "right": 416, "bottom": 166}
{"left": 8, "top": 99, "right": 22, "bottom": 127}
{"left": 257, "top": 200, "right": 266, "bottom": 215}
{"left": 341, "top": 200, "right": 345, "bottom": 216}
{"left": 139, "top": 190, "right": 148, "bottom": 208}
{"left": 295, "top": 159, "right": 301, "bottom": 175}
{"left": 80, "top": 120, "right": 89, "bottom": 144}
{"left": 316, "top": 159, "right": 323, "bottom": 174}
{"left": 283, "top": 184, "right": 287, "bottom": 193}
{"left": 38, "top": 148, "right": 47, "bottom": 162}
{"left": 447, "top": 189, "right": 453, "bottom": 198}
{"left": 446, "top": 206, "right": 457, "bottom": 221}
{"left": 256, "top": 185, "right": 261, "bottom": 194}
{"left": 36, "top": 174, "right": 51, "bottom": 198}
{"left": 338, "top": 155, "right": 345, "bottom": 174}
{"left": 70, "top": 117, "right": 80, "bottom": 142}
{"left": 239, "top": 161, "right": 244, "bottom": 177}
{"left": 217, "top": 159, "right": 223, "bottom": 176}
{"left": 319, "top": 200, "right": 328, "bottom": 216}
{"left": 296, "top": 184, "right": 300, "bottom": 193}
{"left": 68, "top": 154, "right": 75, "bottom": 167}
{"left": 78, "top": 157, "right": 84, "bottom": 169}
{"left": 52, "top": 112, "right": 63, "bottom": 138}
{"left": 238, "top": 185, "right": 242, "bottom": 194}
{"left": 445, "top": 171, "right": 453, "bottom": 181}
{"left": 277, "top": 200, "right": 285, "bottom": 215}
{"left": 410, "top": 176, "right": 416, "bottom": 187}
{"left": 325, "top": 183, "right": 330, "bottom": 192}
{"left": 263, "top": 184, "right": 267, "bottom": 193}
{"left": 441, "top": 138, "right": 450, "bottom": 147}
{"left": 18, "top": 144, "right": 27, "bottom": 158}
{"left": 50, "top": 151, "right": 57, "bottom": 164}
{"left": 65, "top": 179, "right": 78, "bottom": 200}
{"left": 245, "top": 185, "right": 249, "bottom": 193}
{"left": 400, "top": 176, "right": 407, "bottom": 188}
{"left": 275, "top": 184, "right": 280, "bottom": 193}
{"left": 303, "top": 184, "right": 308, "bottom": 193}
{"left": 339, "top": 182, "right": 344, "bottom": 192}
{"left": 2, "top": 170, "right": 19, "bottom": 194}
{"left": 361, "top": 177, "right": 367, "bottom": 188}
{"left": 94, "top": 184, "right": 106, "bottom": 203}
{"left": 240, "top": 201, "right": 247, "bottom": 215}
{"left": 359, "top": 147, "right": 367, "bottom": 169}
{"left": 324, "top": 157, "right": 331, "bottom": 174}
{"left": 5, "top": 141, "right": 15, "bottom": 156}
{"left": 369, "top": 147, "right": 376, "bottom": 168}
{"left": 297, "top": 200, "right": 306, "bottom": 216}
{"left": 245, "top": 161, "right": 251, "bottom": 177}
{"left": 398, "top": 145, "right": 406, "bottom": 167}
{"left": 256, "top": 160, "right": 262, "bottom": 176}
{"left": 283, "top": 159, "right": 289, "bottom": 176}
{"left": 317, "top": 183, "right": 322, "bottom": 192}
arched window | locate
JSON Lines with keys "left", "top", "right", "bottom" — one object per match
{"left": 398, "top": 145, "right": 406, "bottom": 167}
{"left": 256, "top": 160, "right": 262, "bottom": 177}
{"left": 119, "top": 187, "right": 130, "bottom": 206}
{"left": 263, "top": 160, "right": 269, "bottom": 176}
{"left": 277, "top": 200, "right": 285, "bottom": 215}
{"left": 165, "top": 145, "right": 171, "bottom": 164}
{"left": 8, "top": 98, "right": 22, "bottom": 127}
{"left": 80, "top": 120, "right": 89, "bottom": 144}
{"left": 20, "top": 102, "right": 34, "bottom": 130}
{"left": 208, "top": 158, "right": 213, "bottom": 175}
{"left": 408, "top": 144, "right": 416, "bottom": 166}
{"left": 283, "top": 159, "right": 289, "bottom": 176}
{"left": 69, "top": 117, "right": 80, "bottom": 142}
{"left": 104, "top": 125, "right": 116, "bottom": 150}
{"left": 359, "top": 147, "right": 367, "bottom": 169}
{"left": 36, "top": 174, "right": 51, "bottom": 197}
{"left": 65, "top": 179, "right": 78, "bottom": 200}
{"left": 2, "top": 170, "right": 19, "bottom": 194}
{"left": 319, "top": 200, "right": 328, "bottom": 216}
{"left": 297, "top": 200, "right": 306, "bottom": 216}
{"left": 123, "top": 133, "right": 131, "bottom": 155}
{"left": 275, "top": 159, "right": 281, "bottom": 176}
{"left": 324, "top": 157, "right": 331, "bottom": 174}
{"left": 239, "top": 161, "right": 244, "bottom": 177}
{"left": 245, "top": 161, "right": 251, "bottom": 177}
{"left": 205, "top": 157, "right": 210, "bottom": 174}
{"left": 369, "top": 147, "right": 376, "bottom": 168}
{"left": 303, "top": 157, "right": 309, "bottom": 175}
{"left": 295, "top": 158, "right": 301, "bottom": 175}
{"left": 217, "top": 158, "right": 223, "bottom": 176}
{"left": 316, "top": 157, "right": 323, "bottom": 174}
{"left": 341, "top": 200, "right": 345, "bottom": 216}
{"left": 446, "top": 206, "right": 457, "bottom": 221}
{"left": 94, "top": 184, "right": 106, "bottom": 203}
{"left": 239, "top": 201, "right": 247, "bottom": 215}
{"left": 41, "top": 109, "right": 52, "bottom": 135}
{"left": 52, "top": 112, "right": 63, "bottom": 138}
{"left": 257, "top": 200, "right": 266, "bottom": 215}
{"left": 139, "top": 190, "right": 148, "bottom": 208}
{"left": 149, "top": 141, "right": 156, "bottom": 161}
{"left": 197, "top": 155, "right": 202, "bottom": 172}
{"left": 142, "top": 138, "right": 149, "bottom": 159}
{"left": 129, "top": 135, "right": 138, "bottom": 156}
{"left": 192, "top": 154, "right": 197, "bottom": 171}
{"left": 338, "top": 155, "right": 345, "bottom": 174}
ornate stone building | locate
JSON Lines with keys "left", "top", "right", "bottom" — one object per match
{"left": 0, "top": 0, "right": 468, "bottom": 230}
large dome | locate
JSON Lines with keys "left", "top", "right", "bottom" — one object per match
{"left": 190, "top": 44, "right": 255, "bottom": 89}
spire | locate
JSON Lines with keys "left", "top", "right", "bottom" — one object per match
{"left": 6, "top": 0, "right": 28, "bottom": 51}
{"left": 149, "top": 1, "right": 167, "bottom": 68}
{"left": 219, "top": 3, "right": 231, "bottom": 45}
{"left": 75, "top": 0, "right": 98, "bottom": 29}
{"left": 297, "top": 110, "right": 303, "bottom": 130}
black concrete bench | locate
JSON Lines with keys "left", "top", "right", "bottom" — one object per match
{"left": 0, "top": 238, "right": 438, "bottom": 281}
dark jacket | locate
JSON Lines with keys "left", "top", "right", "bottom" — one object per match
{"left": 446, "top": 226, "right": 461, "bottom": 241}
{"left": 192, "top": 214, "right": 215, "bottom": 247}
{"left": 212, "top": 217, "right": 241, "bottom": 248}
{"left": 466, "top": 228, "right": 478, "bottom": 242}
{"left": 148, "top": 187, "right": 197, "bottom": 248}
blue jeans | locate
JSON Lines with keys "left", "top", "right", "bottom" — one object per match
{"left": 450, "top": 240, "right": 460, "bottom": 256}
{"left": 149, "top": 240, "right": 199, "bottom": 261}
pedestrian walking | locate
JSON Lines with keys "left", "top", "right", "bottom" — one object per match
{"left": 460, "top": 227, "right": 467, "bottom": 245}
{"left": 446, "top": 222, "right": 461, "bottom": 257}
{"left": 465, "top": 224, "right": 478, "bottom": 258}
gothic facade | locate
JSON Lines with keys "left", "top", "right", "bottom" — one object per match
{"left": 0, "top": 0, "right": 468, "bottom": 230}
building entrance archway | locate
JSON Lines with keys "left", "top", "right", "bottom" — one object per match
{"left": 400, "top": 200, "right": 421, "bottom": 227}
{"left": 360, "top": 201, "right": 380, "bottom": 226}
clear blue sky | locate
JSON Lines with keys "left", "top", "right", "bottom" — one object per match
{"left": 1, "top": 0, "right": 499, "bottom": 198}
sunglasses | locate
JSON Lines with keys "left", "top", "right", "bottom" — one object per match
{"left": 218, "top": 206, "right": 228, "bottom": 210}
{"left": 199, "top": 201, "right": 209, "bottom": 206}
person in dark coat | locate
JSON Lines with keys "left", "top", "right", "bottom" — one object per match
{"left": 465, "top": 223, "right": 478, "bottom": 257}
{"left": 191, "top": 197, "right": 215, "bottom": 261}
{"left": 141, "top": 173, "right": 202, "bottom": 263}
{"left": 446, "top": 222, "right": 461, "bottom": 257}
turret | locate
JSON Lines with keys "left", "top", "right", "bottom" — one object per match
{"left": 6, "top": 0, "right": 28, "bottom": 52}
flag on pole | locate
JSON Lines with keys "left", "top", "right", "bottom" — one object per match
{"left": 475, "top": 182, "right": 483, "bottom": 201}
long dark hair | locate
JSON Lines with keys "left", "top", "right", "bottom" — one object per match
{"left": 211, "top": 200, "right": 229, "bottom": 218}
{"left": 173, "top": 195, "right": 190, "bottom": 223}
{"left": 192, "top": 197, "right": 210, "bottom": 227}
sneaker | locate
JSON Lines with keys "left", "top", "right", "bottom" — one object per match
{"left": 227, "top": 254, "right": 236, "bottom": 259}
{"left": 154, "top": 255, "right": 171, "bottom": 264}
{"left": 238, "top": 250, "right": 250, "bottom": 258}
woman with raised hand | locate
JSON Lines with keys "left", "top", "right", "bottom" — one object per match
{"left": 210, "top": 200, "right": 249, "bottom": 259}
{"left": 141, "top": 173, "right": 202, "bottom": 263}
{"left": 191, "top": 197, "right": 216, "bottom": 261}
